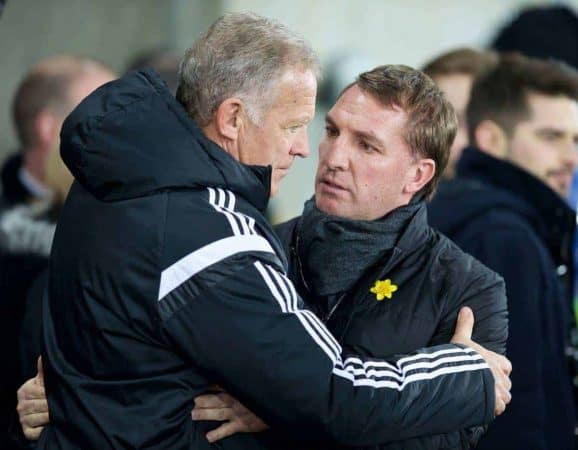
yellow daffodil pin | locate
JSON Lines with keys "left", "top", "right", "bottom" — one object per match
{"left": 370, "top": 279, "right": 398, "bottom": 301}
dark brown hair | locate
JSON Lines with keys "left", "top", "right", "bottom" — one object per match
{"left": 467, "top": 52, "right": 578, "bottom": 141}
{"left": 350, "top": 65, "right": 457, "bottom": 199}
{"left": 422, "top": 48, "right": 498, "bottom": 80}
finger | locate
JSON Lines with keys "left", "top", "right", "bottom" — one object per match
{"left": 20, "top": 412, "right": 49, "bottom": 428}
{"left": 502, "top": 358, "right": 512, "bottom": 375}
{"left": 452, "top": 307, "right": 474, "bottom": 342}
{"left": 17, "top": 382, "right": 45, "bottom": 401}
{"left": 503, "top": 374, "right": 512, "bottom": 391}
{"left": 17, "top": 398, "right": 49, "bottom": 415}
{"left": 206, "top": 421, "right": 242, "bottom": 443}
{"left": 194, "top": 394, "right": 228, "bottom": 409}
{"left": 23, "top": 426, "right": 44, "bottom": 441}
{"left": 217, "top": 392, "right": 236, "bottom": 407}
{"left": 191, "top": 407, "right": 231, "bottom": 422}
{"left": 37, "top": 356, "right": 44, "bottom": 386}
{"left": 494, "top": 398, "right": 506, "bottom": 416}
{"left": 501, "top": 386, "right": 512, "bottom": 404}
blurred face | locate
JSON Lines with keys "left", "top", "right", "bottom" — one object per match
{"left": 315, "top": 85, "right": 420, "bottom": 220}
{"left": 507, "top": 92, "right": 578, "bottom": 197}
{"left": 66, "top": 70, "right": 116, "bottom": 112}
{"left": 40, "top": 70, "right": 116, "bottom": 180}
{"left": 240, "top": 69, "right": 316, "bottom": 196}
{"left": 434, "top": 73, "right": 472, "bottom": 178}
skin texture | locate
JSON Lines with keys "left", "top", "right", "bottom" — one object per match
{"left": 507, "top": 93, "right": 578, "bottom": 197}
{"left": 203, "top": 69, "right": 317, "bottom": 197}
{"left": 315, "top": 84, "right": 434, "bottom": 220}
{"left": 433, "top": 73, "right": 472, "bottom": 179}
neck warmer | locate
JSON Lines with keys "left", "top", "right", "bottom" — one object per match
{"left": 296, "top": 198, "right": 422, "bottom": 296}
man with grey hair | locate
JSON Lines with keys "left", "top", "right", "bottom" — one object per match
{"left": 27, "top": 13, "right": 507, "bottom": 449}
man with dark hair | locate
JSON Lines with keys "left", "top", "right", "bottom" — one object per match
{"left": 429, "top": 53, "right": 578, "bottom": 450}
{"left": 422, "top": 48, "right": 497, "bottom": 179}
{"left": 15, "top": 14, "right": 510, "bottom": 450}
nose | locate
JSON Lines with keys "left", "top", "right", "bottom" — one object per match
{"left": 323, "top": 137, "right": 350, "bottom": 171}
{"left": 561, "top": 139, "right": 578, "bottom": 170}
{"left": 290, "top": 127, "right": 310, "bottom": 158}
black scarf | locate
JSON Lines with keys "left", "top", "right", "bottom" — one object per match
{"left": 296, "top": 198, "right": 422, "bottom": 296}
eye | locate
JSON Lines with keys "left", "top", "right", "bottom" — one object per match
{"left": 325, "top": 125, "right": 338, "bottom": 138}
{"left": 359, "top": 140, "right": 377, "bottom": 153}
{"left": 287, "top": 125, "right": 301, "bottom": 134}
{"left": 540, "top": 130, "right": 563, "bottom": 142}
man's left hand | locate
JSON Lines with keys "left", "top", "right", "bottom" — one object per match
{"left": 192, "top": 391, "right": 269, "bottom": 442}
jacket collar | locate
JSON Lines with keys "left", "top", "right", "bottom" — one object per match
{"left": 457, "top": 146, "right": 576, "bottom": 266}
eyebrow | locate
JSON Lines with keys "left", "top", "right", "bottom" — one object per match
{"left": 288, "top": 115, "right": 313, "bottom": 127}
{"left": 325, "top": 113, "right": 385, "bottom": 148}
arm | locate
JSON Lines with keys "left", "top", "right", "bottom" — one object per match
{"left": 160, "top": 248, "right": 500, "bottom": 446}
{"left": 430, "top": 255, "right": 508, "bottom": 354}
{"left": 192, "top": 306, "right": 511, "bottom": 444}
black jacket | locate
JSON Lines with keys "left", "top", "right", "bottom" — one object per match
{"left": 0, "top": 202, "right": 58, "bottom": 450}
{"left": 0, "top": 153, "right": 31, "bottom": 210}
{"left": 429, "top": 147, "right": 576, "bottom": 450}
{"left": 39, "top": 71, "right": 496, "bottom": 449}
{"left": 276, "top": 203, "right": 508, "bottom": 450}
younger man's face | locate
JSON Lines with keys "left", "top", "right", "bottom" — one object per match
{"left": 507, "top": 92, "right": 578, "bottom": 197}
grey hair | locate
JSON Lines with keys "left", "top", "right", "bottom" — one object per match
{"left": 176, "top": 12, "right": 320, "bottom": 126}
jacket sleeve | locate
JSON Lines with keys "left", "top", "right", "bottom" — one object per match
{"left": 430, "top": 253, "right": 508, "bottom": 355}
{"left": 159, "top": 246, "right": 495, "bottom": 446}
{"left": 462, "top": 228, "right": 548, "bottom": 450}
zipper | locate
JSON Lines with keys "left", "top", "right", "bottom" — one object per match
{"left": 293, "top": 235, "right": 346, "bottom": 324}
{"left": 323, "top": 292, "right": 347, "bottom": 323}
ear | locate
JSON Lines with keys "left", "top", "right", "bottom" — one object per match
{"left": 474, "top": 120, "right": 508, "bottom": 159}
{"left": 403, "top": 158, "right": 435, "bottom": 195}
{"left": 33, "top": 110, "right": 60, "bottom": 154}
{"left": 213, "top": 98, "right": 244, "bottom": 141}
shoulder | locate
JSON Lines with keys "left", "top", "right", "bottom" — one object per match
{"left": 273, "top": 216, "right": 300, "bottom": 248}
{"left": 433, "top": 232, "right": 504, "bottom": 290}
{"left": 162, "top": 187, "right": 276, "bottom": 267}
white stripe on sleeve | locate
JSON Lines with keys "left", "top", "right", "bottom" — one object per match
{"left": 158, "top": 235, "right": 275, "bottom": 300}
{"left": 254, "top": 262, "right": 490, "bottom": 391}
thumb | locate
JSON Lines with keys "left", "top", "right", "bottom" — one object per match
{"left": 452, "top": 307, "right": 474, "bottom": 343}
{"left": 37, "top": 356, "right": 45, "bottom": 386}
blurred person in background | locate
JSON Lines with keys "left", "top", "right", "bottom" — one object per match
{"left": 15, "top": 13, "right": 509, "bottom": 450}
{"left": 0, "top": 56, "right": 115, "bottom": 210}
{"left": 125, "top": 47, "right": 180, "bottom": 95}
{"left": 422, "top": 48, "right": 497, "bottom": 180}
{"left": 491, "top": 5, "right": 578, "bottom": 72}
{"left": 0, "top": 55, "right": 115, "bottom": 450}
{"left": 429, "top": 53, "right": 578, "bottom": 450}
{"left": 490, "top": 5, "right": 578, "bottom": 409}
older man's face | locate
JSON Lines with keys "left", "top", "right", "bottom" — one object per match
{"left": 239, "top": 69, "right": 316, "bottom": 196}
{"left": 315, "top": 85, "right": 420, "bottom": 220}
